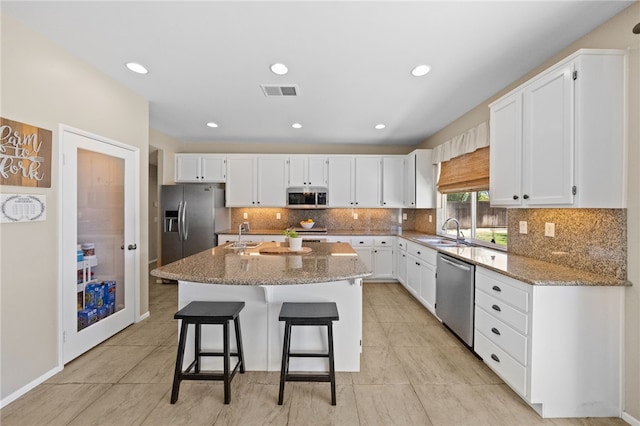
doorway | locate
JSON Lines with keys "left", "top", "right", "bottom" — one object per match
{"left": 60, "top": 127, "right": 139, "bottom": 363}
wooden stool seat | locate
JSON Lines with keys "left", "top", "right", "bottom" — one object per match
{"left": 278, "top": 302, "right": 339, "bottom": 406}
{"left": 171, "top": 301, "right": 245, "bottom": 405}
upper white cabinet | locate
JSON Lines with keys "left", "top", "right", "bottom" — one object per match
{"left": 404, "top": 149, "right": 436, "bottom": 208}
{"left": 327, "top": 156, "right": 381, "bottom": 207}
{"left": 175, "top": 154, "right": 226, "bottom": 183}
{"left": 382, "top": 157, "right": 404, "bottom": 208}
{"left": 226, "top": 155, "right": 288, "bottom": 207}
{"left": 489, "top": 49, "right": 627, "bottom": 208}
{"left": 288, "top": 156, "right": 328, "bottom": 187}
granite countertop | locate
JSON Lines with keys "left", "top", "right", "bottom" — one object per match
{"left": 216, "top": 228, "right": 628, "bottom": 287}
{"left": 150, "top": 242, "right": 371, "bottom": 285}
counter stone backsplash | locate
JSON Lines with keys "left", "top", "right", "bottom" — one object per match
{"left": 230, "top": 207, "right": 422, "bottom": 233}
{"left": 508, "top": 208, "right": 626, "bottom": 280}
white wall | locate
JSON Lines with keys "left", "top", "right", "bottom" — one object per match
{"left": 0, "top": 13, "right": 149, "bottom": 402}
{"left": 421, "top": 3, "right": 640, "bottom": 420}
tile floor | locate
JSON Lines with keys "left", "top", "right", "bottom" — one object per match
{"left": 1, "top": 278, "right": 626, "bottom": 425}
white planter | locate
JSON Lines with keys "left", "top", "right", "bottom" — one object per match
{"left": 288, "top": 237, "right": 303, "bottom": 251}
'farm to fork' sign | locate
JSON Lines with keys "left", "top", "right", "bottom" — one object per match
{"left": 0, "top": 117, "right": 52, "bottom": 187}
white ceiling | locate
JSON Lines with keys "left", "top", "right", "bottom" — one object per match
{"left": 2, "top": 1, "right": 634, "bottom": 147}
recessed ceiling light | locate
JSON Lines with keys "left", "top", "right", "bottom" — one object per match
{"left": 375, "top": 124, "right": 386, "bottom": 130}
{"left": 291, "top": 123, "right": 302, "bottom": 129}
{"left": 270, "top": 63, "right": 288, "bottom": 75}
{"left": 411, "top": 64, "right": 431, "bottom": 77}
{"left": 206, "top": 122, "right": 218, "bottom": 128}
{"left": 126, "top": 62, "right": 148, "bottom": 74}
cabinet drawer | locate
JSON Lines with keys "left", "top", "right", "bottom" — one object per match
{"left": 325, "top": 235, "right": 350, "bottom": 243}
{"left": 406, "top": 242, "right": 437, "bottom": 265}
{"left": 397, "top": 238, "right": 408, "bottom": 251}
{"left": 476, "top": 268, "right": 529, "bottom": 312}
{"left": 475, "top": 290, "right": 528, "bottom": 335}
{"left": 351, "top": 236, "right": 374, "bottom": 247}
{"left": 474, "top": 332, "right": 527, "bottom": 397}
{"left": 475, "top": 308, "right": 528, "bottom": 365}
{"left": 374, "top": 236, "right": 394, "bottom": 247}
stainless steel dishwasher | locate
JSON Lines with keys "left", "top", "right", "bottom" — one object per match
{"left": 436, "top": 253, "right": 475, "bottom": 347}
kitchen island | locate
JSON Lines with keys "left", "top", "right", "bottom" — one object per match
{"left": 151, "top": 242, "right": 371, "bottom": 372}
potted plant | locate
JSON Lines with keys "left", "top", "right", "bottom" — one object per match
{"left": 282, "top": 229, "right": 303, "bottom": 251}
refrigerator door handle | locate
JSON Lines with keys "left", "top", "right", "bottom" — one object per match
{"left": 177, "top": 200, "right": 183, "bottom": 241}
{"left": 182, "top": 200, "right": 189, "bottom": 240}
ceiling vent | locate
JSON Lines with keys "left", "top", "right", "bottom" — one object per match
{"left": 260, "top": 84, "right": 299, "bottom": 97}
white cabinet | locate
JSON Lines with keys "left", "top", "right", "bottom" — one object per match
{"left": 404, "top": 149, "right": 436, "bottom": 208}
{"left": 288, "top": 156, "right": 328, "bottom": 187}
{"left": 175, "top": 154, "right": 226, "bottom": 183}
{"left": 226, "top": 155, "right": 287, "bottom": 207}
{"left": 489, "top": 49, "right": 627, "bottom": 208}
{"left": 406, "top": 241, "right": 437, "bottom": 315}
{"left": 349, "top": 236, "right": 394, "bottom": 280}
{"left": 354, "top": 157, "right": 382, "bottom": 207}
{"left": 381, "top": 157, "right": 404, "bottom": 208}
{"left": 327, "top": 156, "right": 382, "bottom": 207}
{"left": 474, "top": 266, "right": 623, "bottom": 418}
{"left": 396, "top": 238, "right": 408, "bottom": 287}
{"left": 327, "top": 157, "right": 354, "bottom": 207}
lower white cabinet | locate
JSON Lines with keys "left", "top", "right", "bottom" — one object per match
{"left": 349, "top": 236, "right": 394, "bottom": 280}
{"left": 474, "top": 266, "right": 623, "bottom": 418}
{"left": 396, "top": 238, "right": 408, "bottom": 287}
{"left": 405, "top": 240, "right": 437, "bottom": 315}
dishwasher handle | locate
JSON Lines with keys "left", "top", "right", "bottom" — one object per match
{"left": 439, "top": 256, "right": 471, "bottom": 272}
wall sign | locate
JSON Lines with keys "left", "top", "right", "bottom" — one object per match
{"left": 1, "top": 194, "right": 46, "bottom": 223}
{"left": 0, "top": 117, "right": 52, "bottom": 187}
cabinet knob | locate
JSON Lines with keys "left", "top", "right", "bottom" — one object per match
{"left": 492, "top": 285, "right": 502, "bottom": 292}
{"left": 491, "top": 327, "right": 501, "bottom": 336}
{"left": 523, "top": 194, "right": 529, "bottom": 200}
{"left": 492, "top": 304, "right": 501, "bottom": 312}
{"left": 491, "top": 354, "right": 500, "bottom": 363}
{"left": 513, "top": 195, "right": 519, "bottom": 200}
{"left": 417, "top": 251, "right": 421, "bottom": 255}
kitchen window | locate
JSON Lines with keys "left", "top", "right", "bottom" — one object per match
{"left": 439, "top": 190, "right": 508, "bottom": 248}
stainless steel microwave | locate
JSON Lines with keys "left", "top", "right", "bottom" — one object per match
{"left": 287, "top": 188, "right": 328, "bottom": 208}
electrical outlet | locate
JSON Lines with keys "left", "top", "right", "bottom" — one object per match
{"left": 353, "top": 213, "right": 358, "bottom": 220}
{"left": 519, "top": 221, "right": 527, "bottom": 234}
{"left": 402, "top": 213, "right": 407, "bottom": 220}
{"left": 545, "top": 222, "right": 555, "bottom": 237}
{"left": 429, "top": 215, "right": 433, "bottom": 223}
{"left": 243, "top": 212, "right": 248, "bottom": 219}
{"left": 276, "top": 213, "right": 281, "bottom": 220}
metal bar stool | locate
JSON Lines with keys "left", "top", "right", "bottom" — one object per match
{"left": 171, "top": 301, "right": 245, "bottom": 404}
{"left": 278, "top": 302, "right": 339, "bottom": 406}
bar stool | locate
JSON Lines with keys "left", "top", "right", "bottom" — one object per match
{"left": 171, "top": 301, "right": 245, "bottom": 404}
{"left": 278, "top": 302, "right": 339, "bottom": 406}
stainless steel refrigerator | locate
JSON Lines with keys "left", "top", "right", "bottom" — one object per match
{"left": 161, "top": 184, "right": 229, "bottom": 265}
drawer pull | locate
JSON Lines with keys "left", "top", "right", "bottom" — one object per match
{"left": 492, "top": 285, "right": 502, "bottom": 292}
{"left": 491, "top": 327, "right": 501, "bottom": 336}
{"left": 491, "top": 354, "right": 500, "bottom": 363}
{"left": 492, "top": 304, "right": 501, "bottom": 312}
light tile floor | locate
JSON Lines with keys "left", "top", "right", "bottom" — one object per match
{"left": 1, "top": 277, "right": 626, "bottom": 425}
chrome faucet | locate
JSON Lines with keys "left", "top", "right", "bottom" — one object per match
{"left": 238, "top": 223, "right": 246, "bottom": 244}
{"left": 442, "top": 218, "right": 465, "bottom": 244}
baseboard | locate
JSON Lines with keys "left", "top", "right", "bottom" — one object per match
{"left": 137, "top": 311, "right": 150, "bottom": 322}
{"left": 623, "top": 411, "right": 640, "bottom": 426}
{"left": 0, "top": 364, "right": 62, "bottom": 409}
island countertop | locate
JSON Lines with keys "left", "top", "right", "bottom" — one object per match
{"left": 150, "top": 241, "right": 371, "bottom": 285}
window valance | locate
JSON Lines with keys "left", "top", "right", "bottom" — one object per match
{"left": 431, "top": 121, "right": 489, "bottom": 164}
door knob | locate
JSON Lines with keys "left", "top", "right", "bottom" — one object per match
{"left": 128, "top": 244, "right": 137, "bottom": 250}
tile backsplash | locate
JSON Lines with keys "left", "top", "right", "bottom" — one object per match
{"left": 508, "top": 208, "right": 626, "bottom": 280}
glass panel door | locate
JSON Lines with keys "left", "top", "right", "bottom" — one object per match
{"left": 62, "top": 129, "right": 137, "bottom": 363}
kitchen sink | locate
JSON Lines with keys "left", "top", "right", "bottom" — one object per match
{"left": 225, "top": 241, "right": 263, "bottom": 249}
{"left": 414, "top": 237, "right": 459, "bottom": 247}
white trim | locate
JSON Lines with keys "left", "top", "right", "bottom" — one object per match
{"left": 623, "top": 411, "right": 640, "bottom": 426}
{"left": 138, "top": 311, "right": 150, "bottom": 322}
{"left": 0, "top": 365, "right": 62, "bottom": 409}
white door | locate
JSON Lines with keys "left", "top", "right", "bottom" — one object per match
{"left": 354, "top": 157, "right": 381, "bottom": 207}
{"left": 61, "top": 129, "right": 138, "bottom": 363}
{"left": 257, "top": 156, "right": 287, "bottom": 206}
{"left": 490, "top": 93, "right": 523, "bottom": 206}
{"left": 226, "top": 156, "right": 256, "bottom": 206}
{"left": 328, "top": 157, "right": 354, "bottom": 207}
{"left": 382, "top": 157, "right": 404, "bottom": 208}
